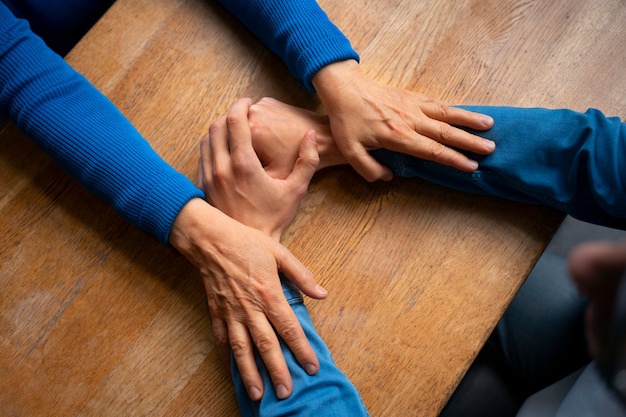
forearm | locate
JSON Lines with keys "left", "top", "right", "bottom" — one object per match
{"left": 215, "top": 0, "right": 359, "bottom": 91}
{"left": 0, "top": 5, "right": 203, "bottom": 244}
{"left": 372, "top": 106, "right": 626, "bottom": 229}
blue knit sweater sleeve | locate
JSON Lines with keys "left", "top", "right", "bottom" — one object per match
{"left": 0, "top": 4, "right": 204, "bottom": 245}
{"left": 216, "top": 0, "right": 360, "bottom": 92}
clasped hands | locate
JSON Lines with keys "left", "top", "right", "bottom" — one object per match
{"left": 195, "top": 67, "right": 496, "bottom": 401}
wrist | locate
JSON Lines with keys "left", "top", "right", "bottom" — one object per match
{"left": 170, "top": 198, "right": 274, "bottom": 259}
{"left": 170, "top": 198, "right": 284, "bottom": 254}
{"left": 169, "top": 198, "right": 212, "bottom": 250}
{"left": 312, "top": 60, "right": 360, "bottom": 169}
{"left": 312, "top": 59, "right": 361, "bottom": 103}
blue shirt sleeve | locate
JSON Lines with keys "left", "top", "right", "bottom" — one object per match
{"left": 216, "top": 0, "right": 360, "bottom": 92}
{"left": 0, "top": 3, "right": 204, "bottom": 245}
{"left": 372, "top": 106, "right": 626, "bottom": 230}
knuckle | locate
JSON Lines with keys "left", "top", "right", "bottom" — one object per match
{"left": 209, "top": 117, "right": 226, "bottom": 134}
{"left": 438, "top": 123, "right": 454, "bottom": 141}
{"left": 208, "top": 126, "right": 220, "bottom": 140}
{"left": 229, "top": 339, "right": 248, "bottom": 356}
{"left": 228, "top": 152, "right": 254, "bottom": 175}
{"left": 211, "top": 164, "right": 229, "bottom": 182}
{"left": 438, "top": 103, "right": 450, "bottom": 118}
{"left": 253, "top": 334, "right": 276, "bottom": 355}
{"left": 248, "top": 111, "right": 260, "bottom": 131}
{"left": 226, "top": 112, "right": 241, "bottom": 128}
{"left": 292, "top": 184, "right": 308, "bottom": 200}
{"left": 277, "top": 321, "right": 302, "bottom": 343}
{"left": 231, "top": 290, "right": 257, "bottom": 312}
{"left": 248, "top": 103, "right": 258, "bottom": 118}
{"left": 214, "top": 333, "right": 229, "bottom": 349}
{"left": 252, "top": 280, "right": 277, "bottom": 301}
{"left": 428, "top": 141, "right": 448, "bottom": 160}
{"left": 230, "top": 155, "right": 247, "bottom": 172}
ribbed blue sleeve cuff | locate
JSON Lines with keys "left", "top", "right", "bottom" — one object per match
{"left": 138, "top": 172, "right": 205, "bottom": 246}
{"left": 216, "top": 0, "right": 360, "bottom": 92}
{"left": 295, "top": 35, "right": 360, "bottom": 92}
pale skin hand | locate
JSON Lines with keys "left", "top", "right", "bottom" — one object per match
{"left": 199, "top": 103, "right": 320, "bottom": 239}
{"left": 311, "top": 59, "right": 496, "bottom": 182}
{"left": 248, "top": 97, "right": 346, "bottom": 179}
{"left": 190, "top": 98, "right": 325, "bottom": 401}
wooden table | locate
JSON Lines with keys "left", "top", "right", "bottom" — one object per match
{"left": 1, "top": 0, "right": 624, "bottom": 415}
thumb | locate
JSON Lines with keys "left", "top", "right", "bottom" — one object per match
{"left": 196, "top": 158, "right": 204, "bottom": 189}
{"left": 196, "top": 134, "right": 210, "bottom": 188}
{"left": 287, "top": 130, "right": 320, "bottom": 188}
{"left": 337, "top": 140, "right": 393, "bottom": 182}
{"left": 353, "top": 150, "right": 393, "bottom": 182}
{"left": 276, "top": 244, "right": 328, "bottom": 300}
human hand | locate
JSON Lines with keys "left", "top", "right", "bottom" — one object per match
{"left": 248, "top": 97, "right": 345, "bottom": 179}
{"left": 569, "top": 240, "right": 626, "bottom": 361}
{"left": 170, "top": 199, "right": 327, "bottom": 401}
{"left": 199, "top": 97, "right": 320, "bottom": 242}
{"left": 178, "top": 98, "right": 326, "bottom": 401}
{"left": 312, "top": 60, "right": 496, "bottom": 181}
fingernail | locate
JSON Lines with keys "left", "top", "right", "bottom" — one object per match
{"left": 276, "top": 384, "right": 290, "bottom": 399}
{"left": 481, "top": 115, "right": 494, "bottom": 126}
{"left": 483, "top": 139, "right": 496, "bottom": 151}
{"left": 467, "top": 160, "right": 479, "bottom": 171}
{"left": 382, "top": 172, "right": 393, "bottom": 182}
{"left": 305, "top": 363, "right": 318, "bottom": 375}
{"left": 249, "top": 386, "right": 261, "bottom": 400}
{"left": 316, "top": 284, "right": 328, "bottom": 297}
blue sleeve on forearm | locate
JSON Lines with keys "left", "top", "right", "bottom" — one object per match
{"left": 1, "top": 0, "right": 114, "bottom": 56}
{"left": 215, "top": 0, "right": 359, "bottom": 92}
{"left": 0, "top": 4, "right": 204, "bottom": 245}
{"left": 372, "top": 107, "right": 626, "bottom": 230}
{"left": 232, "top": 276, "right": 370, "bottom": 417}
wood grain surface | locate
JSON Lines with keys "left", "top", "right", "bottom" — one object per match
{"left": 1, "top": 0, "right": 624, "bottom": 416}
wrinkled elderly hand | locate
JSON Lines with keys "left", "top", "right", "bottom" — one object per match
{"left": 190, "top": 98, "right": 326, "bottom": 401}
{"left": 312, "top": 60, "right": 496, "bottom": 181}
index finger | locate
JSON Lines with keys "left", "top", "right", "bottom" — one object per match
{"left": 336, "top": 140, "right": 393, "bottom": 182}
{"left": 225, "top": 98, "right": 257, "bottom": 159}
{"left": 421, "top": 102, "right": 494, "bottom": 131}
